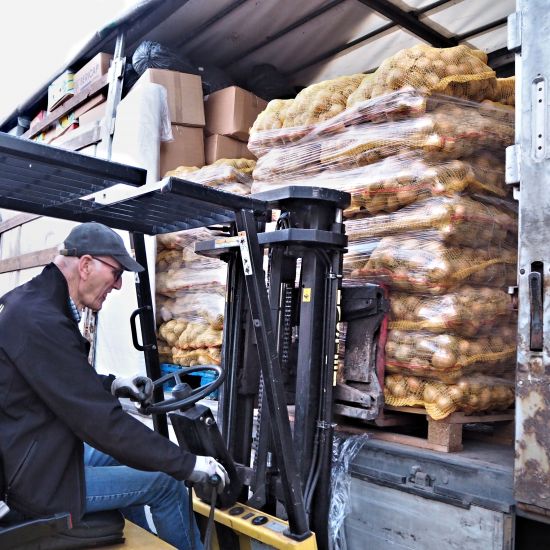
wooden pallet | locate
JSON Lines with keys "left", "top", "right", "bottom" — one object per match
{"left": 339, "top": 406, "right": 515, "bottom": 453}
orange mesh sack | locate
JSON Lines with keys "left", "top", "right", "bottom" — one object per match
{"left": 491, "top": 77, "right": 515, "bottom": 106}
{"left": 158, "top": 313, "right": 223, "bottom": 367}
{"left": 384, "top": 374, "right": 515, "bottom": 419}
{"left": 344, "top": 236, "right": 517, "bottom": 294}
{"left": 165, "top": 159, "right": 256, "bottom": 195}
{"left": 282, "top": 74, "right": 366, "bottom": 129}
{"left": 345, "top": 195, "right": 517, "bottom": 247}
{"left": 171, "top": 347, "right": 222, "bottom": 367}
{"left": 388, "top": 286, "right": 514, "bottom": 337}
{"left": 362, "top": 44, "right": 497, "bottom": 101}
{"left": 384, "top": 327, "right": 516, "bottom": 382}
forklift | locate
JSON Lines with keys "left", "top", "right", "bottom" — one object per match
{"left": 0, "top": 132, "right": 386, "bottom": 549}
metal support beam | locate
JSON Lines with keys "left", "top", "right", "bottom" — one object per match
{"left": 514, "top": 0, "right": 550, "bottom": 518}
{"left": 355, "top": 0, "right": 457, "bottom": 47}
{"left": 288, "top": 0, "right": 456, "bottom": 76}
{"left": 96, "top": 32, "right": 126, "bottom": 161}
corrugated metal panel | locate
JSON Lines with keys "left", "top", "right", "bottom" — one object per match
{"left": 346, "top": 477, "right": 514, "bottom": 550}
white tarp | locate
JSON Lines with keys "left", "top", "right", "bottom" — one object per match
{"left": 94, "top": 82, "right": 172, "bottom": 378}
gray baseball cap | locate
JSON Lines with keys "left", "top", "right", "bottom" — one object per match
{"left": 60, "top": 222, "right": 144, "bottom": 272}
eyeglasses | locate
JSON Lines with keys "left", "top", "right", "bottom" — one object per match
{"left": 91, "top": 256, "right": 124, "bottom": 282}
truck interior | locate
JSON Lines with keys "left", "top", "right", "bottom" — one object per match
{"left": 1, "top": 0, "right": 549, "bottom": 549}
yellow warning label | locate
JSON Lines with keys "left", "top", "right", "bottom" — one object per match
{"left": 302, "top": 288, "right": 311, "bottom": 302}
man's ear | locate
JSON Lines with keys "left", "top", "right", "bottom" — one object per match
{"left": 78, "top": 255, "right": 93, "bottom": 280}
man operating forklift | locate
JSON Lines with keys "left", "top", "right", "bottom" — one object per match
{"left": 0, "top": 222, "right": 229, "bottom": 549}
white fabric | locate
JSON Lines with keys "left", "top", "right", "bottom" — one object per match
{"left": 94, "top": 83, "right": 171, "bottom": 377}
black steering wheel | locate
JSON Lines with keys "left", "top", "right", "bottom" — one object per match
{"left": 143, "top": 365, "right": 224, "bottom": 415}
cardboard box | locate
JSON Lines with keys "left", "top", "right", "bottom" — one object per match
{"left": 48, "top": 70, "right": 75, "bottom": 112}
{"left": 160, "top": 125, "right": 205, "bottom": 176}
{"left": 136, "top": 69, "right": 204, "bottom": 127}
{"left": 74, "top": 94, "right": 107, "bottom": 119}
{"left": 78, "top": 101, "right": 107, "bottom": 126}
{"left": 74, "top": 53, "right": 112, "bottom": 95}
{"left": 204, "top": 86, "right": 267, "bottom": 142}
{"left": 52, "top": 121, "right": 102, "bottom": 150}
{"left": 205, "top": 134, "right": 255, "bottom": 164}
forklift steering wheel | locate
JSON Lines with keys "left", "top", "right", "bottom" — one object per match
{"left": 142, "top": 365, "right": 224, "bottom": 415}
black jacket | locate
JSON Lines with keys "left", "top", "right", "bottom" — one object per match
{"left": 0, "top": 264, "right": 196, "bottom": 520}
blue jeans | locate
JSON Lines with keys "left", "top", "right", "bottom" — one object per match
{"left": 84, "top": 444, "right": 203, "bottom": 550}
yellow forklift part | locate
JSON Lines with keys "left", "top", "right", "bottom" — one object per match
{"left": 193, "top": 497, "right": 318, "bottom": 550}
{"left": 123, "top": 520, "right": 176, "bottom": 549}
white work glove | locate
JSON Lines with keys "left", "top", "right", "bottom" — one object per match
{"left": 187, "top": 456, "right": 229, "bottom": 493}
{"left": 111, "top": 375, "right": 154, "bottom": 405}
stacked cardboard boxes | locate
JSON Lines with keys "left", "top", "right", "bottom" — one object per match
{"left": 204, "top": 86, "right": 266, "bottom": 164}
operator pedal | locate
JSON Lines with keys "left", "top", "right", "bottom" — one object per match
{"left": 169, "top": 404, "right": 243, "bottom": 508}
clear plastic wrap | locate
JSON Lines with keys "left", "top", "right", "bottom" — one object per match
{"left": 384, "top": 327, "right": 516, "bottom": 382}
{"left": 164, "top": 159, "right": 256, "bottom": 195}
{"left": 156, "top": 228, "right": 227, "bottom": 294}
{"left": 330, "top": 433, "right": 369, "bottom": 550}
{"left": 249, "top": 89, "right": 513, "bottom": 159}
{"left": 345, "top": 195, "right": 517, "bottom": 247}
{"left": 347, "top": 44, "right": 496, "bottom": 105}
{"left": 156, "top": 290, "right": 225, "bottom": 327}
{"left": 159, "top": 319, "right": 223, "bottom": 349}
{"left": 388, "top": 286, "right": 514, "bottom": 337}
{"left": 155, "top": 227, "right": 227, "bottom": 366}
{"left": 344, "top": 234, "right": 517, "bottom": 294}
{"left": 251, "top": 100, "right": 513, "bottom": 188}
{"left": 384, "top": 373, "right": 515, "bottom": 420}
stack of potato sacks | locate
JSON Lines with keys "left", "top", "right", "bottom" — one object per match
{"left": 249, "top": 44, "right": 517, "bottom": 419}
{"left": 155, "top": 159, "right": 255, "bottom": 368}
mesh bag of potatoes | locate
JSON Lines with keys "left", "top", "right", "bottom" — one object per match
{"left": 253, "top": 150, "right": 510, "bottom": 217}
{"left": 156, "top": 228, "right": 227, "bottom": 294}
{"left": 347, "top": 44, "right": 497, "bottom": 107}
{"left": 343, "top": 152, "right": 510, "bottom": 218}
{"left": 388, "top": 286, "right": 514, "bottom": 337}
{"left": 491, "top": 77, "right": 515, "bottom": 106}
{"left": 252, "top": 98, "right": 513, "bottom": 188}
{"left": 282, "top": 74, "right": 365, "bottom": 129}
{"left": 249, "top": 89, "right": 428, "bottom": 157}
{"left": 156, "top": 290, "right": 225, "bottom": 328}
{"left": 345, "top": 195, "right": 517, "bottom": 247}
{"left": 248, "top": 74, "right": 365, "bottom": 156}
{"left": 157, "top": 314, "right": 223, "bottom": 367}
{"left": 157, "top": 313, "right": 223, "bottom": 367}
{"left": 248, "top": 99, "right": 296, "bottom": 156}
{"left": 384, "top": 373, "right": 515, "bottom": 420}
{"left": 384, "top": 327, "right": 516, "bottom": 383}
{"left": 159, "top": 318, "right": 223, "bottom": 349}
{"left": 343, "top": 235, "right": 517, "bottom": 294}
{"left": 164, "top": 158, "right": 256, "bottom": 195}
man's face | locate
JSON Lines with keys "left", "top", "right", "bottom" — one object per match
{"left": 80, "top": 255, "right": 123, "bottom": 311}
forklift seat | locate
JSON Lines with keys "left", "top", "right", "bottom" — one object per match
{"left": 0, "top": 509, "right": 125, "bottom": 549}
